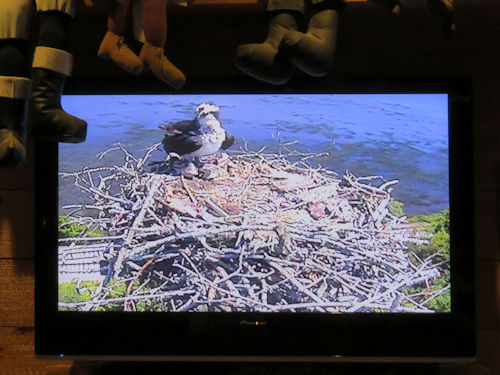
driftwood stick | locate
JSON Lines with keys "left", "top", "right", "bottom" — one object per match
{"left": 137, "top": 142, "right": 162, "bottom": 170}
{"left": 205, "top": 198, "right": 229, "bottom": 218}
{"left": 59, "top": 235, "right": 125, "bottom": 243}
{"left": 129, "top": 223, "right": 281, "bottom": 256}
{"left": 269, "top": 260, "right": 327, "bottom": 306}
{"left": 59, "top": 289, "right": 198, "bottom": 308}
{"left": 113, "top": 175, "right": 164, "bottom": 274}
{"left": 181, "top": 175, "right": 198, "bottom": 205}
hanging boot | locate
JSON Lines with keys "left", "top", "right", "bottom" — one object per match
{"left": 98, "top": 31, "right": 143, "bottom": 75}
{"left": 139, "top": 41, "right": 186, "bottom": 90}
{"left": 28, "top": 46, "right": 87, "bottom": 143}
{"left": 234, "top": 11, "right": 298, "bottom": 85}
{"left": 98, "top": 0, "right": 144, "bottom": 75}
{"left": 0, "top": 4, "right": 32, "bottom": 166}
{"left": 278, "top": 4, "right": 340, "bottom": 78}
{"left": 28, "top": 10, "right": 86, "bottom": 142}
{"left": 427, "top": 0, "right": 455, "bottom": 33}
{"left": 0, "top": 76, "right": 30, "bottom": 167}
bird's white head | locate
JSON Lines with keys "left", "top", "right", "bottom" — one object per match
{"left": 196, "top": 103, "right": 220, "bottom": 120}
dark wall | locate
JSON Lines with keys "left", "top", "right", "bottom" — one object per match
{"left": 70, "top": 1, "right": 500, "bottom": 81}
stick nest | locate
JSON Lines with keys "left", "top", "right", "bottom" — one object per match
{"left": 58, "top": 142, "right": 446, "bottom": 313}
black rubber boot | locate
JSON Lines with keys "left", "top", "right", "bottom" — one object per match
{"left": 427, "top": 0, "right": 455, "bottom": 33}
{"left": 0, "top": 97, "right": 27, "bottom": 167}
{"left": 278, "top": 6, "right": 339, "bottom": 77}
{"left": 28, "top": 67, "right": 87, "bottom": 143}
{"left": 234, "top": 11, "right": 298, "bottom": 85}
{"left": 28, "top": 11, "right": 87, "bottom": 143}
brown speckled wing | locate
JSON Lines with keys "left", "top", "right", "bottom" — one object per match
{"left": 162, "top": 134, "right": 203, "bottom": 155}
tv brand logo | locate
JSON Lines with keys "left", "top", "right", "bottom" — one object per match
{"left": 240, "top": 320, "right": 267, "bottom": 326}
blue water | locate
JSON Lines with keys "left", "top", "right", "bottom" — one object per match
{"left": 59, "top": 93, "right": 449, "bottom": 216}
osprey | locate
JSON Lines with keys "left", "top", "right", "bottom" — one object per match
{"left": 160, "top": 103, "right": 234, "bottom": 161}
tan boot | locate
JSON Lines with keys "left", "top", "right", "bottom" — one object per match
{"left": 139, "top": 42, "right": 186, "bottom": 90}
{"left": 98, "top": 31, "right": 143, "bottom": 75}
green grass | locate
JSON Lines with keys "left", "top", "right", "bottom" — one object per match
{"left": 409, "top": 208, "right": 450, "bottom": 258}
{"left": 402, "top": 208, "right": 451, "bottom": 312}
{"left": 389, "top": 199, "right": 405, "bottom": 218}
{"left": 59, "top": 277, "right": 167, "bottom": 311}
{"left": 59, "top": 215, "right": 105, "bottom": 238}
{"left": 59, "top": 281, "right": 99, "bottom": 304}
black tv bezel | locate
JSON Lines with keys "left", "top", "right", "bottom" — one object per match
{"left": 35, "top": 76, "right": 475, "bottom": 361}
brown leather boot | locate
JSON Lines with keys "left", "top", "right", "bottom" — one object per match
{"left": 98, "top": 31, "right": 143, "bottom": 75}
{"left": 139, "top": 42, "right": 186, "bottom": 90}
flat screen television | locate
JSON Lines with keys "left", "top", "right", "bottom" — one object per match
{"left": 35, "top": 76, "right": 475, "bottom": 361}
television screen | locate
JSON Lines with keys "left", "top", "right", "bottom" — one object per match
{"left": 57, "top": 93, "right": 451, "bottom": 314}
{"left": 35, "top": 78, "right": 475, "bottom": 360}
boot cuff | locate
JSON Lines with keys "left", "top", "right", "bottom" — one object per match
{"left": 0, "top": 76, "right": 31, "bottom": 99}
{"left": 32, "top": 46, "right": 73, "bottom": 76}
